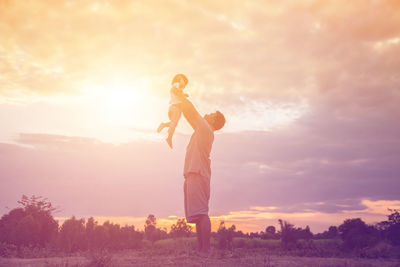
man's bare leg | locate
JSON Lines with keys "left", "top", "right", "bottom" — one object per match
{"left": 198, "top": 214, "right": 211, "bottom": 253}
{"left": 195, "top": 220, "right": 203, "bottom": 252}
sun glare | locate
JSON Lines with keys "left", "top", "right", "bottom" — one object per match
{"left": 83, "top": 77, "right": 152, "bottom": 128}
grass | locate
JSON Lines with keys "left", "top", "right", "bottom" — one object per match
{"left": 1, "top": 238, "right": 399, "bottom": 266}
{"left": 1, "top": 248, "right": 400, "bottom": 267}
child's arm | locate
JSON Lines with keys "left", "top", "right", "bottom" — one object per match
{"left": 171, "top": 87, "right": 188, "bottom": 101}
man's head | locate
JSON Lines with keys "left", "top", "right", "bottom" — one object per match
{"left": 204, "top": 111, "right": 225, "bottom": 131}
{"left": 172, "top": 74, "right": 188, "bottom": 89}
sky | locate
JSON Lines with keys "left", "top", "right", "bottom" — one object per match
{"left": 1, "top": 0, "right": 400, "bottom": 233}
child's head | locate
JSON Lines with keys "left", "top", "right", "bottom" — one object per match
{"left": 172, "top": 74, "right": 188, "bottom": 89}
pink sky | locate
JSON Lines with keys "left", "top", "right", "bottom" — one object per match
{"left": 1, "top": 0, "right": 400, "bottom": 233}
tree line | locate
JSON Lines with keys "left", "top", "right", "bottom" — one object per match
{"left": 0, "top": 195, "right": 399, "bottom": 257}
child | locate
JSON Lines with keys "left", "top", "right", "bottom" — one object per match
{"left": 157, "top": 74, "right": 189, "bottom": 148}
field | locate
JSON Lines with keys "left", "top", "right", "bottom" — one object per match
{"left": 1, "top": 238, "right": 400, "bottom": 267}
{"left": 1, "top": 249, "right": 400, "bottom": 267}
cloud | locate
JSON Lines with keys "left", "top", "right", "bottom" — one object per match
{"left": 1, "top": 123, "right": 399, "bottom": 233}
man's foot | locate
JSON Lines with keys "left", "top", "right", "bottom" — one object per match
{"left": 166, "top": 137, "right": 173, "bottom": 149}
{"left": 157, "top": 123, "right": 166, "bottom": 133}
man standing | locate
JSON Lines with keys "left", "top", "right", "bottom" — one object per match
{"left": 178, "top": 96, "right": 226, "bottom": 253}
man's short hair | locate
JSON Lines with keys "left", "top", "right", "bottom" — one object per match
{"left": 172, "top": 74, "right": 188, "bottom": 86}
{"left": 213, "top": 110, "right": 225, "bottom": 131}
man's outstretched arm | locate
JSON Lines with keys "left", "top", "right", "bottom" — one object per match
{"left": 177, "top": 98, "right": 200, "bottom": 130}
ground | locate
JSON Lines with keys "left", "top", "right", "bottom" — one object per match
{"left": 1, "top": 248, "right": 400, "bottom": 267}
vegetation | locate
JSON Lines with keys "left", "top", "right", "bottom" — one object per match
{"left": 0, "top": 195, "right": 399, "bottom": 261}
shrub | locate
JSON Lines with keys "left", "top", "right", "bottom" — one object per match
{"left": 216, "top": 221, "right": 236, "bottom": 250}
{"left": 338, "top": 218, "right": 380, "bottom": 250}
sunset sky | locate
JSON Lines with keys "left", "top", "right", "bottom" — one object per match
{"left": 1, "top": 0, "right": 400, "bottom": 233}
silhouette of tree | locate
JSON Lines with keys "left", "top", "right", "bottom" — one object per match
{"left": 314, "top": 226, "right": 339, "bottom": 239}
{"left": 261, "top": 225, "right": 279, "bottom": 240}
{"left": 278, "top": 219, "right": 297, "bottom": 249}
{"left": 85, "top": 217, "right": 97, "bottom": 250}
{"left": 377, "top": 209, "right": 400, "bottom": 246}
{"left": 144, "top": 214, "right": 165, "bottom": 244}
{"left": 266, "top": 225, "right": 276, "bottom": 234}
{"left": 170, "top": 218, "right": 192, "bottom": 238}
{"left": 58, "top": 216, "right": 87, "bottom": 252}
{"left": 278, "top": 219, "right": 313, "bottom": 249}
{"left": 338, "top": 218, "right": 380, "bottom": 250}
{"left": 216, "top": 221, "right": 236, "bottom": 250}
{"left": 119, "top": 224, "right": 143, "bottom": 249}
{"left": 0, "top": 195, "right": 58, "bottom": 247}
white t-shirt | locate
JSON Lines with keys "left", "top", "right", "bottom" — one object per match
{"left": 169, "top": 82, "right": 183, "bottom": 105}
{"left": 183, "top": 114, "right": 214, "bottom": 178}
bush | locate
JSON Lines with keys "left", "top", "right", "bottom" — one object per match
{"left": 359, "top": 242, "right": 400, "bottom": 259}
{"left": 85, "top": 249, "right": 114, "bottom": 267}
{"left": 216, "top": 221, "right": 236, "bottom": 250}
{"left": 0, "top": 242, "right": 17, "bottom": 258}
{"left": 0, "top": 195, "right": 58, "bottom": 248}
{"left": 338, "top": 218, "right": 380, "bottom": 250}
{"left": 278, "top": 219, "right": 312, "bottom": 250}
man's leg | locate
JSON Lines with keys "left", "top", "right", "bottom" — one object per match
{"left": 198, "top": 214, "right": 211, "bottom": 252}
{"left": 195, "top": 220, "right": 203, "bottom": 251}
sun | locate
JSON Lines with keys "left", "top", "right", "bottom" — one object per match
{"left": 84, "top": 77, "right": 151, "bottom": 127}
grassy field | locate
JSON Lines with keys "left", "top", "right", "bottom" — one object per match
{"left": 1, "top": 238, "right": 399, "bottom": 267}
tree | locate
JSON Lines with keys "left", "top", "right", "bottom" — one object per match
{"left": 119, "top": 225, "right": 143, "bottom": 249}
{"left": 216, "top": 221, "right": 236, "bottom": 250}
{"left": 0, "top": 195, "right": 58, "bottom": 247}
{"left": 377, "top": 209, "right": 400, "bottom": 246}
{"left": 314, "top": 225, "right": 339, "bottom": 239}
{"left": 170, "top": 218, "right": 193, "bottom": 238}
{"left": 85, "top": 217, "right": 97, "bottom": 250}
{"left": 266, "top": 226, "right": 276, "bottom": 234}
{"left": 58, "top": 216, "right": 87, "bottom": 252}
{"left": 144, "top": 214, "right": 165, "bottom": 244}
{"left": 278, "top": 219, "right": 297, "bottom": 249}
{"left": 278, "top": 219, "right": 313, "bottom": 249}
{"left": 338, "top": 218, "right": 380, "bottom": 250}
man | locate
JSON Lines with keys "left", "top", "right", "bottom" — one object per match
{"left": 178, "top": 96, "right": 225, "bottom": 253}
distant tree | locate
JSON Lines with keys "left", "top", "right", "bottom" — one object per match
{"left": 170, "top": 218, "right": 193, "bottom": 238}
{"left": 266, "top": 226, "right": 276, "bottom": 234}
{"left": 300, "top": 225, "right": 313, "bottom": 240}
{"left": 278, "top": 219, "right": 297, "bottom": 249}
{"left": 314, "top": 225, "right": 339, "bottom": 239}
{"left": 377, "top": 209, "right": 400, "bottom": 246}
{"left": 278, "top": 219, "right": 312, "bottom": 249}
{"left": 249, "top": 231, "right": 260, "bottom": 239}
{"left": 85, "top": 217, "right": 97, "bottom": 250}
{"left": 101, "top": 221, "right": 122, "bottom": 250}
{"left": 144, "top": 214, "right": 164, "bottom": 244}
{"left": 0, "top": 195, "right": 58, "bottom": 247}
{"left": 338, "top": 218, "right": 380, "bottom": 250}
{"left": 233, "top": 230, "right": 246, "bottom": 238}
{"left": 386, "top": 209, "right": 400, "bottom": 246}
{"left": 119, "top": 225, "right": 143, "bottom": 249}
{"left": 216, "top": 221, "right": 236, "bottom": 250}
{"left": 262, "top": 225, "right": 279, "bottom": 240}
{"left": 327, "top": 226, "right": 339, "bottom": 238}
{"left": 58, "top": 216, "right": 87, "bottom": 252}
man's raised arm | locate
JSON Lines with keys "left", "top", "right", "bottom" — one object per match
{"left": 178, "top": 98, "right": 200, "bottom": 130}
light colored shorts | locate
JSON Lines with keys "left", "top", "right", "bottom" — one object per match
{"left": 184, "top": 172, "right": 210, "bottom": 223}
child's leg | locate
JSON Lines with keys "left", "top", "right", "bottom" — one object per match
{"left": 166, "top": 105, "right": 182, "bottom": 148}
{"left": 157, "top": 121, "right": 170, "bottom": 133}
